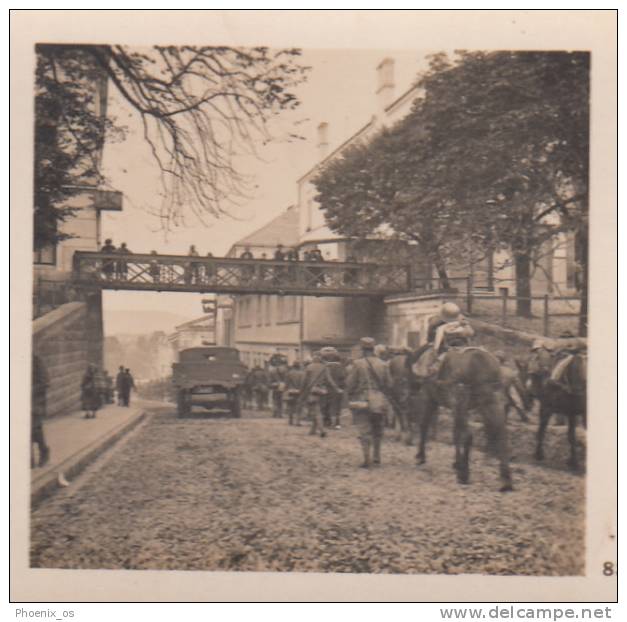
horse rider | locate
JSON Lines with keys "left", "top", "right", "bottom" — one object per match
{"left": 429, "top": 302, "right": 475, "bottom": 353}
{"left": 411, "top": 302, "right": 475, "bottom": 379}
{"left": 300, "top": 351, "right": 341, "bottom": 438}
{"left": 268, "top": 353, "right": 289, "bottom": 418}
{"left": 320, "top": 346, "right": 346, "bottom": 429}
{"left": 284, "top": 361, "right": 306, "bottom": 425}
{"left": 346, "top": 337, "right": 393, "bottom": 468}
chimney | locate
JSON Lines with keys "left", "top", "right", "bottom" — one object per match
{"left": 317, "top": 121, "right": 329, "bottom": 161}
{"left": 376, "top": 57, "right": 395, "bottom": 113}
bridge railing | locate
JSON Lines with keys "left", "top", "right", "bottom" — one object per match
{"left": 72, "top": 251, "right": 412, "bottom": 297}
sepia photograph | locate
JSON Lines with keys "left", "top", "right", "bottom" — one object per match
{"left": 10, "top": 9, "right": 617, "bottom": 603}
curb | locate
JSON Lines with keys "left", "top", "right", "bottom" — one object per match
{"left": 31, "top": 410, "right": 147, "bottom": 509}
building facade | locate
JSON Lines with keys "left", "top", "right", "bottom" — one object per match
{"left": 221, "top": 56, "right": 580, "bottom": 360}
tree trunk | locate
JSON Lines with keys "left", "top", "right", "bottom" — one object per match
{"left": 433, "top": 250, "right": 451, "bottom": 290}
{"left": 514, "top": 253, "right": 533, "bottom": 317}
{"left": 576, "top": 228, "right": 588, "bottom": 337}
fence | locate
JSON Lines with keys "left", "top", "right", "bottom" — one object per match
{"left": 411, "top": 276, "right": 585, "bottom": 337}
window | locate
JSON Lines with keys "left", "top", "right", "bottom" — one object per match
{"left": 256, "top": 295, "right": 263, "bottom": 326}
{"left": 265, "top": 296, "right": 272, "bottom": 326}
{"left": 34, "top": 244, "right": 56, "bottom": 265}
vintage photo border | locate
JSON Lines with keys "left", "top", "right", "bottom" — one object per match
{"left": 10, "top": 9, "right": 617, "bottom": 602}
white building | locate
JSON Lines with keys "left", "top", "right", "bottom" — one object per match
{"left": 221, "top": 56, "right": 580, "bottom": 358}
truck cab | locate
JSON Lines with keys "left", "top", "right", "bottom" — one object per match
{"left": 172, "top": 346, "right": 247, "bottom": 417}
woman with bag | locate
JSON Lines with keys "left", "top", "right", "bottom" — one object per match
{"left": 346, "top": 337, "right": 393, "bottom": 468}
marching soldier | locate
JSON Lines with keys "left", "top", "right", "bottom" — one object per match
{"left": 346, "top": 337, "right": 393, "bottom": 468}
{"left": 320, "top": 346, "right": 346, "bottom": 429}
{"left": 268, "top": 353, "right": 289, "bottom": 418}
{"left": 300, "top": 352, "right": 341, "bottom": 438}
{"left": 248, "top": 363, "right": 269, "bottom": 411}
{"left": 285, "top": 361, "right": 306, "bottom": 425}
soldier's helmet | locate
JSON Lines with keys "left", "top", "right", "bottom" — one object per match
{"left": 374, "top": 344, "right": 388, "bottom": 358}
{"left": 320, "top": 346, "right": 340, "bottom": 362}
{"left": 359, "top": 337, "right": 375, "bottom": 351}
{"left": 440, "top": 302, "right": 462, "bottom": 322}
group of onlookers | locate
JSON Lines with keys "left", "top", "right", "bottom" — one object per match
{"left": 98, "top": 242, "right": 364, "bottom": 289}
{"left": 100, "top": 239, "right": 133, "bottom": 280}
{"left": 30, "top": 356, "right": 136, "bottom": 468}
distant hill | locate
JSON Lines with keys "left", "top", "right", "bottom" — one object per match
{"left": 104, "top": 310, "right": 195, "bottom": 336}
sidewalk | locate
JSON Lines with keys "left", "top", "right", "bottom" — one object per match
{"left": 31, "top": 401, "right": 151, "bottom": 507}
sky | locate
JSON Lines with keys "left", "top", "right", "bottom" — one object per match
{"left": 100, "top": 48, "right": 434, "bottom": 322}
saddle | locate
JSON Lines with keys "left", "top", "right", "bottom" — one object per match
{"left": 411, "top": 344, "right": 484, "bottom": 379}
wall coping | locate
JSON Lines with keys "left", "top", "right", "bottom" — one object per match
{"left": 32, "top": 301, "right": 86, "bottom": 338}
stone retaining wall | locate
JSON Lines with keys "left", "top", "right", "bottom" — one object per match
{"left": 33, "top": 302, "right": 90, "bottom": 418}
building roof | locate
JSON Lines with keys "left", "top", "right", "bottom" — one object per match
{"left": 227, "top": 205, "right": 299, "bottom": 255}
{"left": 174, "top": 315, "right": 216, "bottom": 331}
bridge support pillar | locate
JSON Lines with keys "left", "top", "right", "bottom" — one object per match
{"left": 85, "top": 291, "right": 104, "bottom": 368}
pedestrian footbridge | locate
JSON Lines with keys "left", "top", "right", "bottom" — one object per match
{"left": 72, "top": 251, "right": 412, "bottom": 297}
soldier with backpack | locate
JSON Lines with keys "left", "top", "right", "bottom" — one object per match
{"left": 346, "top": 337, "right": 393, "bottom": 468}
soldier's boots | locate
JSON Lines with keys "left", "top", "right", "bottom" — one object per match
{"left": 372, "top": 438, "right": 382, "bottom": 467}
{"left": 360, "top": 439, "right": 371, "bottom": 468}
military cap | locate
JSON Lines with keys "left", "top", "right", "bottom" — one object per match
{"left": 359, "top": 337, "right": 376, "bottom": 349}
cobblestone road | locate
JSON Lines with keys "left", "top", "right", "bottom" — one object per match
{"left": 30, "top": 406, "right": 584, "bottom": 575}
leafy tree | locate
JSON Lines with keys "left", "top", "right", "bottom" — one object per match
{"left": 35, "top": 44, "right": 309, "bottom": 249}
{"left": 313, "top": 51, "right": 589, "bottom": 326}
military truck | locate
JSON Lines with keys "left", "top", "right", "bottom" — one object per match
{"left": 172, "top": 346, "right": 247, "bottom": 418}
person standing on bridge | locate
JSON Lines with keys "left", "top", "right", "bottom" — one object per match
{"left": 346, "top": 337, "right": 393, "bottom": 468}
{"left": 204, "top": 252, "right": 215, "bottom": 283}
{"left": 149, "top": 250, "right": 161, "bottom": 283}
{"left": 115, "top": 242, "right": 132, "bottom": 281}
{"left": 185, "top": 245, "right": 200, "bottom": 284}
{"left": 100, "top": 239, "right": 116, "bottom": 280}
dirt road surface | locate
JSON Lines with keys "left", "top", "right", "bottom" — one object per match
{"left": 31, "top": 406, "right": 584, "bottom": 575}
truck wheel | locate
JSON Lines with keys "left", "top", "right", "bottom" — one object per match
{"left": 177, "top": 390, "right": 191, "bottom": 418}
{"left": 231, "top": 392, "right": 242, "bottom": 418}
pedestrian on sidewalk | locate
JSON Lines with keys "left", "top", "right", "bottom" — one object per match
{"left": 81, "top": 363, "right": 102, "bottom": 419}
{"left": 120, "top": 368, "right": 136, "bottom": 407}
{"left": 115, "top": 365, "right": 125, "bottom": 406}
{"left": 31, "top": 354, "right": 50, "bottom": 468}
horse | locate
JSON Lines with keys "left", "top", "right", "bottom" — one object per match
{"left": 407, "top": 347, "right": 513, "bottom": 492}
{"left": 517, "top": 351, "right": 587, "bottom": 470}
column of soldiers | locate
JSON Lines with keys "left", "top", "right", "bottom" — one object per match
{"left": 242, "top": 338, "right": 405, "bottom": 468}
